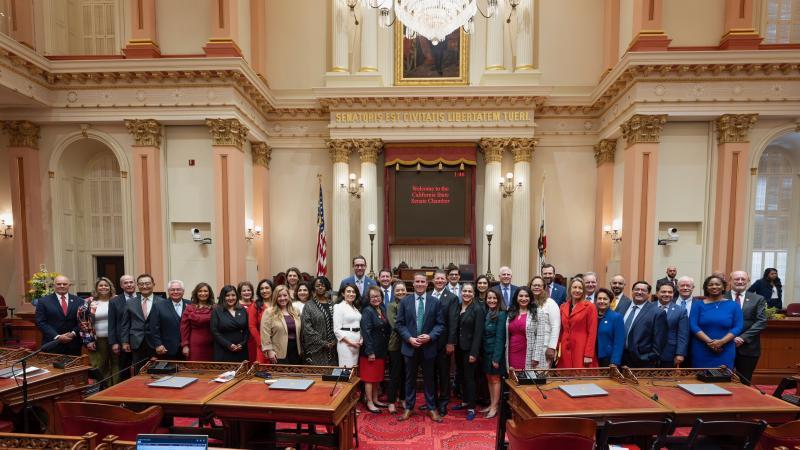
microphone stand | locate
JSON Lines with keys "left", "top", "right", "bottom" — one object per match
{"left": 15, "top": 341, "right": 59, "bottom": 433}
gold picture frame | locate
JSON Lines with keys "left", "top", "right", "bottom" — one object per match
{"left": 394, "top": 22, "right": 469, "bottom": 86}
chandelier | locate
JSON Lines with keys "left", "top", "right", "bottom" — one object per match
{"left": 344, "top": 0, "right": 520, "bottom": 45}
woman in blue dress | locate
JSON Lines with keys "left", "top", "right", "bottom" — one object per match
{"left": 689, "top": 275, "right": 743, "bottom": 368}
{"left": 594, "top": 288, "right": 624, "bottom": 367}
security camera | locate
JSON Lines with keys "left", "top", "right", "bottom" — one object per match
{"left": 658, "top": 227, "right": 679, "bottom": 246}
{"left": 191, "top": 228, "right": 202, "bottom": 241}
{"left": 667, "top": 227, "right": 679, "bottom": 237}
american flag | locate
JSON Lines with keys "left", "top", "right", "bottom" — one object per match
{"left": 315, "top": 183, "right": 328, "bottom": 276}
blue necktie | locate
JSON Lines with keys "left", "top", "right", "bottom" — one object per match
{"left": 624, "top": 305, "right": 639, "bottom": 338}
{"left": 416, "top": 296, "right": 425, "bottom": 335}
{"left": 503, "top": 287, "right": 510, "bottom": 306}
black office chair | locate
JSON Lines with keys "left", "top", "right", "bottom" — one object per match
{"left": 596, "top": 417, "right": 673, "bottom": 450}
{"left": 773, "top": 377, "right": 800, "bottom": 405}
{"left": 667, "top": 418, "right": 767, "bottom": 450}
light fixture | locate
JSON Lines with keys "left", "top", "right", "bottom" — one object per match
{"left": 603, "top": 219, "right": 622, "bottom": 243}
{"left": 485, "top": 224, "right": 495, "bottom": 281}
{"left": 0, "top": 214, "right": 12, "bottom": 239}
{"left": 367, "top": 223, "right": 377, "bottom": 279}
{"left": 500, "top": 172, "right": 522, "bottom": 198}
{"left": 340, "top": 173, "right": 364, "bottom": 199}
{"left": 245, "top": 220, "right": 263, "bottom": 241}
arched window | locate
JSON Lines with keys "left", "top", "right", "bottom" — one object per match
{"left": 763, "top": 0, "right": 800, "bottom": 44}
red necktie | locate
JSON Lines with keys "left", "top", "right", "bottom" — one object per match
{"left": 60, "top": 295, "right": 68, "bottom": 315}
{"left": 736, "top": 293, "right": 741, "bottom": 307}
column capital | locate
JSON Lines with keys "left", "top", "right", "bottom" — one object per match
{"left": 124, "top": 119, "right": 162, "bottom": 147}
{"left": 594, "top": 139, "right": 617, "bottom": 166}
{"left": 327, "top": 139, "right": 353, "bottom": 163}
{"left": 2, "top": 121, "right": 40, "bottom": 149}
{"left": 508, "top": 138, "right": 537, "bottom": 163}
{"left": 621, "top": 114, "right": 667, "bottom": 146}
{"left": 479, "top": 137, "right": 508, "bottom": 163}
{"left": 251, "top": 142, "right": 272, "bottom": 169}
{"left": 354, "top": 138, "right": 384, "bottom": 163}
{"left": 715, "top": 114, "right": 758, "bottom": 144}
{"left": 205, "top": 118, "right": 249, "bottom": 150}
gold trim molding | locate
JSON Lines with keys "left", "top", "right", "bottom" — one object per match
{"left": 594, "top": 139, "right": 617, "bottom": 166}
{"left": 479, "top": 137, "right": 508, "bottom": 163}
{"left": 205, "top": 118, "right": 248, "bottom": 150}
{"left": 327, "top": 139, "right": 352, "bottom": 163}
{"left": 2, "top": 120, "right": 40, "bottom": 149}
{"left": 124, "top": 119, "right": 162, "bottom": 147}
{"left": 621, "top": 114, "right": 667, "bottom": 145}
{"left": 715, "top": 114, "right": 758, "bottom": 144}
{"left": 354, "top": 138, "right": 384, "bottom": 164}
{"left": 251, "top": 141, "right": 272, "bottom": 169}
{"left": 509, "top": 138, "right": 537, "bottom": 163}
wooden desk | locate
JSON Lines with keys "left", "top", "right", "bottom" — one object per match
{"left": 754, "top": 318, "right": 800, "bottom": 384}
{"left": 206, "top": 364, "right": 360, "bottom": 450}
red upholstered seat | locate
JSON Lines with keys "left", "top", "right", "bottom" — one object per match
{"left": 506, "top": 417, "right": 596, "bottom": 450}
{"left": 758, "top": 420, "right": 800, "bottom": 450}
{"left": 0, "top": 420, "right": 13, "bottom": 432}
{"left": 785, "top": 303, "right": 800, "bottom": 316}
{"left": 56, "top": 401, "right": 163, "bottom": 441}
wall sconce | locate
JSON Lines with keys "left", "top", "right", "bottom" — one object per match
{"left": 0, "top": 215, "right": 12, "bottom": 239}
{"left": 340, "top": 173, "right": 364, "bottom": 199}
{"left": 500, "top": 172, "right": 522, "bottom": 198}
{"left": 245, "top": 220, "right": 263, "bottom": 241}
{"left": 603, "top": 220, "right": 622, "bottom": 243}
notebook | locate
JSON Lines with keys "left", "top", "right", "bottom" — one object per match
{"left": 268, "top": 378, "right": 315, "bottom": 391}
{"left": 677, "top": 383, "right": 732, "bottom": 396}
{"left": 146, "top": 376, "right": 198, "bottom": 389}
{"left": 136, "top": 434, "right": 208, "bottom": 450}
{"left": 559, "top": 383, "right": 609, "bottom": 398}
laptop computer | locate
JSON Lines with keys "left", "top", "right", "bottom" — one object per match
{"left": 677, "top": 383, "right": 732, "bottom": 396}
{"left": 136, "top": 434, "right": 208, "bottom": 450}
{"left": 559, "top": 383, "right": 609, "bottom": 398}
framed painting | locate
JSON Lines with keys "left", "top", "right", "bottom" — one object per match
{"left": 394, "top": 22, "right": 469, "bottom": 86}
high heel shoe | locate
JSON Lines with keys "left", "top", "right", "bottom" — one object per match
{"left": 484, "top": 410, "right": 497, "bottom": 419}
{"left": 366, "top": 405, "right": 382, "bottom": 414}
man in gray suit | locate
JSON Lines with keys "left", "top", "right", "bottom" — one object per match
{"left": 109, "top": 274, "right": 138, "bottom": 380}
{"left": 728, "top": 270, "right": 767, "bottom": 383}
{"left": 121, "top": 273, "right": 165, "bottom": 375}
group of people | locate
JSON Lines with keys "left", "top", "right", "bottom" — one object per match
{"left": 34, "top": 258, "right": 779, "bottom": 424}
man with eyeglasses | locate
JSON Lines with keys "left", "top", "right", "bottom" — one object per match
{"left": 615, "top": 281, "right": 668, "bottom": 368}
{"left": 339, "top": 255, "right": 376, "bottom": 301}
{"left": 120, "top": 274, "right": 165, "bottom": 374}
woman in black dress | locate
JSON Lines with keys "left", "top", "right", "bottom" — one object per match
{"left": 211, "top": 285, "right": 249, "bottom": 362}
{"left": 301, "top": 276, "right": 338, "bottom": 365}
{"left": 451, "top": 283, "right": 485, "bottom": 421}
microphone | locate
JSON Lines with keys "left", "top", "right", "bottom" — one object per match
{"left": 15, "top": 340, "right": 60, "bottom": 364}
{"left": 330, "top": 366, "right": 348, "bottom": 397}
{"left": 727, "top": 366, "right": 765, "bottom": 395}
{"left": 532, "top": 373, "right": 548, "bottom": 399}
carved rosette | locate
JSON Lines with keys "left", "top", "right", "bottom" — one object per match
{"left": 620, "top": 114, "right": 667, "bottom": 146}
{"left": 594, "top": 139, "right": 617, "bottom": 166}
{"left": 327, "top": 139, "right": 353, "bottom": 163}
{"left": 2, "top": 120, "right": 40, "bottom": 149}
{"left": 479, "top": 137, "right": 508, "bottom": 163}
{"left": 508, "top": 138, "right": 537, "bottom": 163}
{"left": 354, "top": 138, "right": 384, "bottom": 164}
{"left": 251, "top": 142, "right": 272, "bottom": 168}
{"left": 715, "top": 114, "right": 758, "bottom": 144}
{"left": 205, "top": 118, "right": 249, "bottom": 150}
{"left": 124, "top": 119, "right": 162, "bottom": 147}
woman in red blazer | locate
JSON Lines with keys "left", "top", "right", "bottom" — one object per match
{"left": 558, "top": 277, "right": 598, "bottom": 368}
{"left": 247, "top": 279, "right": 274, "bottom": 363}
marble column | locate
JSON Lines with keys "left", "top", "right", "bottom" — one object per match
{"left": 360, "top": 6, "right": 379, "bottom": 72}
{"left": 711, "top": 114, "right": 758, "bottom": 275}
{"left": 619, "top": 115, "right": 666, "bottom": 283}
{"left": 328, "top": 139, "right": 353, "bottom": 285}
{"left": 331, "top": 0, "right": 350, "bottom": 72}
{"left": 123, "top": 0, "right": 161, "bottom": 57}
{"left": 204, "top": 0, "right": 244, "bottom": 57}
{"left": 251, "top": 141, "right": 272, "bottom": 280}
{"left": 485, "top": 5, "right": 505, "bottom": 71}
{"left": 125, "top": 119, "right": 166, "bottom": 290}
{"left": 206, "top": 119, "right": 249, "bottom": 285}
{"left": 719, "top": 0, "right": 762, "bottom": 49}
{"left": 514, "top": 0, "right": 534, "bottom": 71}
{"left": 628, "top": 0, "right": 670, "bottom": 51}
{"left": 356, "top": 139, "right": 383, "bottom": 275}
{"left": 593, "top": 139, "right": 617, "bottom": 287}
{"left": 2, "top": 121, "right": 44, "bottom": 297}
{"left": 509, "top": 138, "right": 535, "bottom": 280}
{"left": 479, "top": 138, "right": 506, "bottom": 280}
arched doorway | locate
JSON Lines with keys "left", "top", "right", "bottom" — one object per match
{"left": 750, "top": 131, "right": 800, "bottom": 306}
{"left": 52, "top": 138, "right": 125, "bottom": 293}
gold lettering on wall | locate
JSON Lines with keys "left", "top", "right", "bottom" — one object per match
{"left": 333, "top": 110, "right": 531, "bottom": 125}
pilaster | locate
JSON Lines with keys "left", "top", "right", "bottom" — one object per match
{"left": 628, "top": 0, "right": 671, "bottom": 52}
{"left": 328, "top": 139, "right": 354, "bottom": 285}
{"left": 355, "top": 139, "right": 383, "bottom": 274}
{"left": 123, "top": 0, "right": 161, "bottom": 58}
{"left": 251, "top": 141, "right": 272, "bottom": 280}
{"left": 719, "top": 0, "right": 762, "bottom": 50}
{"left": 593, "top": 139, "right": 617, "bottom": 287}
{"left": 204, "top": 0, "right": 244, "bottom": 57}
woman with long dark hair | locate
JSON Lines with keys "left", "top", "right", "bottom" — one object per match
{"left": 481, "top": 289, "right": 506, "bottom": 419}
{"left": 181, "top": 282, "right": 215, "bottom": 361}
{"left": 386, "top": 281, "right": 407, "bottom": 414}
{"left": 749, "top": 268, "right": 783, "bottom": 310}
{"left": 506, "top": 286, "right": 545, "bottom": 370}
{"left": 301, "top": 276, "right": 338, "bottom": 365}
{"left": 451, "top": 283, "right": 485, "bottom": 421}
{"left": 285, "top": 267, "right": 302, "bottom": 300}
{"left": 475, "top": 275, "right": 491, "bottom": 303}
{"left": 333, "top": 283, "right": 362, "bottom": 367}
{"left": 211, "top": 285, "right": 249, "bottom": 362}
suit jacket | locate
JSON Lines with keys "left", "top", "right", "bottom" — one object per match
{"left": 490, "top": 284, "right": 519, "bottom": 309}
{"left": 660, "top": 303, "right": 689, "bottom": 364}
{"left": 674, "top": 296, "right": 699, "bottom": 318}
{"left": 360, "top": 305, "right": 390, "bottom": 358}
{"left": 339, "top": 275, "right": 377, "bottom": 306}
{"left": 121, "top": 295, "right": 165, "bottom": 350}
{"left": 378, "top": 285, "right": 394, "bottom": 309}
{"left": 445, "top": 283, "right": 462, "bottom": 303}
{"left": 596, "top": 310, "right": 625, "bottom": 366}
{"left": 617, "top": 300, "right": 668, "bottom": 366}
{"left": 431, "top": 289, "right": 459, "bottom": 350}
{"left": 260, "top": 310, "right": 303, "bottom": 360}
{"left": 611, "top": 294, "right": 631, "bottom": 311}
{"left": 548, "top": 283, "right": 567, "bottom": 305}
{"left": 35, "top": 293, "right": 83, "bottom": 354}
{"left": 149, "top": 298, "right": 190, "bottom": 355}
{"left": 395, "top": 293, "right": 445, "bottom": 359}
{"left": 748, "top": 279, "right": 782, "bottom": 309}
{"left": 656, "top": 277, "right": 679, "bottom": 299}
{"left": 453, "top": 301, "right": 485, "bottom": 358}
{"left": 107, "top": 293, "right": 136, "bottom": 347}
{"left": 726, "top": 290, "right": 767, "bottom": 357}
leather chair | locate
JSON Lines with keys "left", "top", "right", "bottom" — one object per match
{"left": 757, "top": 420, "right": 800, "bottom": 450}
{"left": 56, "top": 401, "right": 163, "bottom": 441}
{"left": 596, "top": 418, "right": 673, "bottom": 450}
{"left": 673, "top": 418, "right": 767, "bottom": 450}
{"left": 785, "top": 303, "right": 800, "bottom": 316}
{"left": 506, "top": 417, "right": 596, "bottom": 450}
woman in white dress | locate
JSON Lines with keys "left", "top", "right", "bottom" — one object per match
{"left": 333, "top": 283, "right": 362, "bottom": 367}
{"left": 529, "top": 276, "right": 561, "bottom": 368}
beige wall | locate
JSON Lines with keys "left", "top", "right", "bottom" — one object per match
{"left": 663, "top": 0, "right": 726, "bottom": 47}
{"left": 0, "top": 136, "right": 17, "bottom": 303}
{"left": 539, "top": 0, "right": 605, "bottom": 86}
{"left": 264, "top": 0, "right": 328, "bottom": 90}
{"left": 156, "top": 0, "right": 211, "bottom": 54}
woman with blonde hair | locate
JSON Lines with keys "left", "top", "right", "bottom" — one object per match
{"left": 261, "top": 285, "right": 303, "bottom": 364}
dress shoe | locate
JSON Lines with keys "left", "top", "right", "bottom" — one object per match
{"left": 398, "top": 409, "right": 413, "bottom": 421}
{"left": 438, "top": 406, "right": 448, "bottom": 417}
{"left": 451, "top": 403, "right": 467, "bottom": 411}
{"left": 419, "top": 404, "right": 431, "bottom": 411}
{"left": 429, "top": 410, "right": 444, "bottom": 423}
{"left": 466, "top": 409, "right": 476, "bottom": 421}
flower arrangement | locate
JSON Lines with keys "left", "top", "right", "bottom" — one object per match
{"left": 27, "top": 265, "right": 60, "bottom": 302}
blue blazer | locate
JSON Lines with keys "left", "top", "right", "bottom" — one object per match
{"left": 549, "top": 283, "right": 567, "bottom": 305}
{"left": 35, "top": 293, "right": 83, "bottom": 354}
{"left": 490, "top": 284, "right": 518, "bottom": 309}
{"left": 395, "top": 293, "right": 444, "bottom": 359}
{"left": 616, "top": 300, "right": 668, "bottom": 365}
{"left": 149, "top": 298, "right": 191, "bottom": 355}
{"left": 661, "top": 303, "right": 689, "bottom": 364}
{"left": 596, "top": 310, "right": 625, "bottom": 366}
{"left": 339, "top": 275, "right": 377, "bottom": 306}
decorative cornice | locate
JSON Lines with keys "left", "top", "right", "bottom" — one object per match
{"left": 205, "top": 118, "right": 248, "bottom": 150}
{"left": 319, "top": 95, "right": 546, "bottom": 109}
{"left": 327, "top": 139, "right": 352, "bottom": 163}
{"left": 2, "top": 120, "right": 39, "bottom": 148}
{"left": 354, "top": 138, "right": 383, "bottom": 163}
{"left": 479, "top": 137, "right": 508, "bottom": 163}
{"left": 594, "top": 139, "right": 617, "bottom": 166}
{"left": 251, "top": 141, "right": 272, "bottom": 168}
{"left": 715, "top": 114, "right": 758, "bottom": 144}
{"left": 508, "top": 138, "right": 537, "bottom": 163}
{"left": 620, "top": 114, "right": 667, "bottom": 145}
{"left": 124, "top": 119, "right": 162, "bottom": 147}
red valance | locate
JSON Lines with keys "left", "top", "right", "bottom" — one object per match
{"left": 384, "top": 143, "right": 477, "bottom": 167}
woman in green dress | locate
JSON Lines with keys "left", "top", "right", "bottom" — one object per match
{"left": 481, "top": 289, "right": 506, "bottom": 419}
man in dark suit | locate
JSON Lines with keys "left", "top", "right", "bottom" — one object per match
{"left": 34, "top": 275, "right": 82, "bottom": 355}
{"left": 584, "top": 272, "right": 599, "bottom": 303}
{"left": 490, "top": 266, "right": 518, "bottom": 309}
{"left": 609, "top": 274, "right": 632, "bottom": 311}
{"left": 339, "top": 255, "right": 376, "bottom": 300}
{"left": 395, "top": 273, "right": 445, "bottom": 422}
{"left": 445, "top": 264, "right": 462, "bottom": 302}
{"left": 675, "top": 276, "right": 699, "bottom": 318}
{"left": 654, "top": 284, "right": 689, "bottom": 367}
{"left": 728, "top": 270, "right": 767, "bottom": 382}
{"left": 429, "top": 270, "right": 459, "bottom": 417}
{"left": 150, "top": 280, "right": 190, "bottom": 360}
{"left": 109, "top": 274, "right": 138, "bottom": 381}
{"left": 121, "top": 274, "right": 164, "bottom": 375}
{"left": 541, "top": 264, "right": 566, "bottom": 305}
{"left": 377, "top": 269, "right": 394, "bottom": 309}
{"left": 616, "top": 281, "right": 668, "bottom": 368}
{"left": 656, "top": 266, "right": 679, "bottom": 299}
